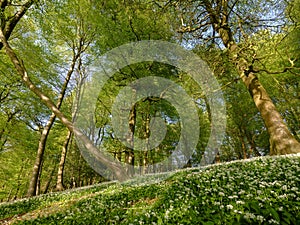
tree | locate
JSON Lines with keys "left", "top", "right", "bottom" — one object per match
{"left": 0, "top": 0, "right": 130, "bottom": 186}
{"left": 56, "top": 57, "right": 87, "bottom": 191}
{"left": 173, "top": 0, "right": 300, "bottom": 154}
{"left": 25, "top": 0, "right": 93, "bottom": 196}
{"left": 1, "top": 0, "right": 175, "bottom": 188}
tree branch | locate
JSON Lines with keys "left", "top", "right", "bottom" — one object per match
{"left": 253, "top": 66, "right": 300, "bottom": 74}
{"left": 0, "top": 0, "right": 35, "bottom": 50}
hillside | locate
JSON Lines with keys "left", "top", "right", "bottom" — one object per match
{"left": 0, "top": 154, "right": 299, "bottom": 225}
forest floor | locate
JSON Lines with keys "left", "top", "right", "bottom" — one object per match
{"left": 0, "top": 154, "right": 299, "bottom": 224}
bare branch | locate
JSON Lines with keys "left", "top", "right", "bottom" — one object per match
{"left": 253, "top": 67, "right": 300, "bottom": 75}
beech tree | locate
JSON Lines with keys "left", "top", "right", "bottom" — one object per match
{"left": 1, "top": 0, "right": 299, "bottom": 201}
{"left": 172, "top": 0, "right": 300, "bottom": 154}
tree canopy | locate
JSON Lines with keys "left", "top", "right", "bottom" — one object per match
{"left": 0, "top": 0, "right": 299, "bottom": 200}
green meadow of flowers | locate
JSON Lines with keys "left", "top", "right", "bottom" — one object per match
{"left": 0, "top": 154, "right": 299, "bottom": 224}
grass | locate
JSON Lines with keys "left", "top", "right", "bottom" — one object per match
{"left": 0, "top": 154, "right": 299, "bottom": 224}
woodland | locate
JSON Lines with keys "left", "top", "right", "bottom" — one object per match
{"left": 0, "top": 0, "right": 299, "bottom": 205}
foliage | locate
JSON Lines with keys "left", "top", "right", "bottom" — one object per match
{"left": 0, "top": 0, "right": 300, "bottom": 209}
{"left": 0, "top": 154, "right": 299, "bottom": 224}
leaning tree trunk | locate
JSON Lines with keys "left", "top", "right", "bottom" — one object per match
{"left": 0, "top": 27, "right": 129, "bottom": 185}
{"left": 241, "top": 72, "right": 300, "bottom": 154}
{"left": 222, "top": 32, "right": 300, "bottom": 155}
{"left": 203, "top": 0, "right": 300, "bottom": 155}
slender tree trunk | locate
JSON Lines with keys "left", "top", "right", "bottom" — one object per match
{"left": 27, "top": 115, "right": 54, "bottom": 196}
{"left": 126, "top": 104, "right": 136, "bottom": 176}
{"left": 43, "top": 162, "right": 57, "bottom": 194}
{"left": 26, "top": 47, "right": 80, "bottom": 197}
{"left": 239, "top": 136, "right": 247, "bottom": 159}
{"left": 246, "top": 135, "right": 261, "bottom": 157}
{"left": 215, "top": 151, "right": 220, "bottom": 164}
{"left": 56, "top": 58, "right": 85, "bottom": 191}
{"left": 203, "top": 0, "right": 300, "bottom": 155}
{"left": 142, "top": 111, "right": 151, "bottom": 174}
{"left": 0, "top": 27, "right": 129, "bottom": 187}
{"left": 56, "top": 131, "right": 72, "bottom": 191}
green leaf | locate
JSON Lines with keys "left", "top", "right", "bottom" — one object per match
{"left": 269, "top": 208, "right": 280, "bottom": 221}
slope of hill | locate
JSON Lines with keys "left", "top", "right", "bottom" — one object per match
{"left": 0, "top": 154, "right": 299, "bottom": 225}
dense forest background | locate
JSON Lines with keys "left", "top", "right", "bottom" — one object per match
{"left": 0, "top": 0, "right": 299, "bottom": 201}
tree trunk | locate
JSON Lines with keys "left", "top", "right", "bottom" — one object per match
{"left": 56, "top": 131, "right": 72, "bottom": 191}
{"left": 125, "top": 104, "right": 136, "bottom": 176}
{"left": 241, "top": 73, "right": 300, "bottom": 155}
{"left": 27, "top": 114, "right": 55, "bottom": 196}
{"left": 43, "top": 162, "right": 57, "bottom": 194}
{"left": 26, "top": 47, "right": 79, "bottom": 197}
{"left": 56, "top": 58, "right": 85, "bottom": 191}
{"left": 239, "top": 136, "right": 247, "bottom": 159}
{"left": 246, "top": 134, "right": 261, "bottom": 157}
{"left": 141, "top": 111, "right": 151, "bottom": 174}
{"left": 0, "top": 0, "right": 35, "bottom": 50}
{"left": 0, "top": 29, "right": 129, "bottom": 182}
{"left": 203, "top": 0, "right": 300, "bottom": 155}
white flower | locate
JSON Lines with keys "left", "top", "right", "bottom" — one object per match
{"left": 282, "top": 185, "right": 288, "bottom": 191}
{"left": 244, "top": 212, "right": 256, "bottom": 219}
{"left": 226, "top": 204, "right": 234, "bottom": 210}
{"left": 164, "top": 210, "right": 170, "bottom": 219}
{"left": 257, "top": 215, "right": 265, "bottom": 222}
{"left": 291, "top": 187, "right": 298, "bottom": 191}
{"left": 268, "top": 219, "right": 280, "bottom": 224}
{"left": 238, "top": 190, "right": 245, "bottom": 195}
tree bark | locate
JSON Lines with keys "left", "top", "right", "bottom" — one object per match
{"left": 241, "top": 73, "right": 300, "bottom": 154}
{"left": 125, "top": 104, "right": 136, "bottom": 176}
{"left": 26, "top": 45, "right": 80, "bottom": 197}
{"left": 0, "top": 27, "right": 129, "bottom": 189}
{"left": 204, "top": 0, "right": 300, "bottom": 155}
{"left": 245, "top": 133, "right": 261, "bottom": 157}
{"left": 55, "top": 130, "right": 72, "bottom": 191}
{"left": 0, "top": 0, "right": 35, "bottom": 50}
{"left": 55, "top": 57, "right": 85, "bottom": 191}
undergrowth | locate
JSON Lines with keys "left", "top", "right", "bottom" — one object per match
{"left": 0, "top": 154, "right": 299, "bottom": 224}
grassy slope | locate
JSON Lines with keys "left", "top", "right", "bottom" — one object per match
{"left": 0, "top": 154, "right": 299, "bottom": 225}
